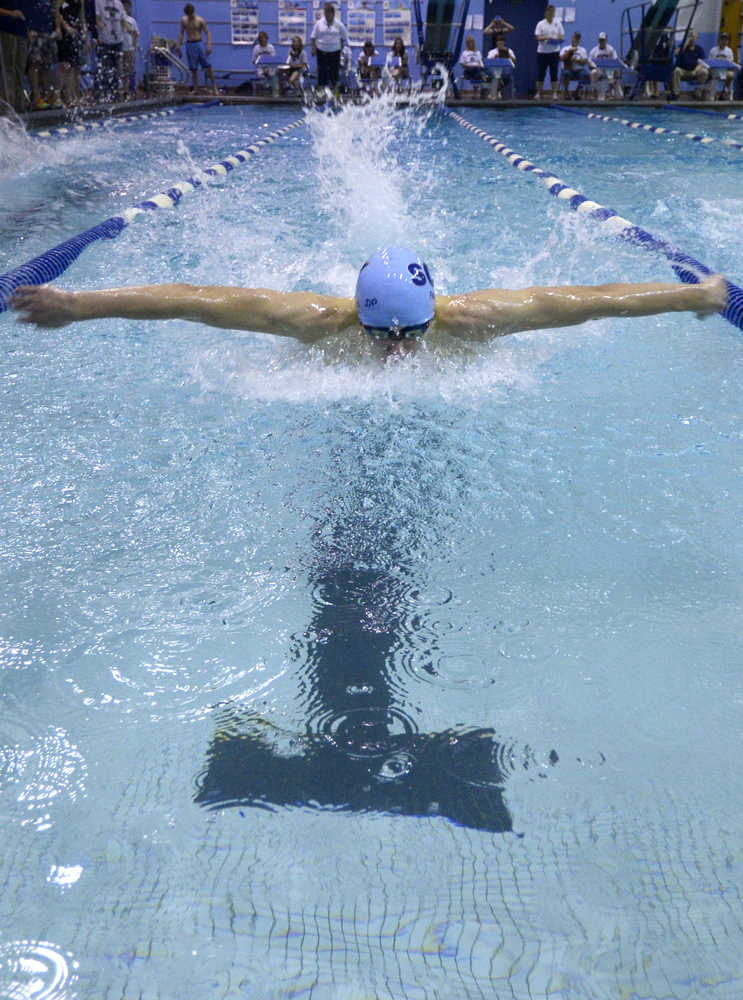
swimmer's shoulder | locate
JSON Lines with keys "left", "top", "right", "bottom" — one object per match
{"left": 433, "top": 288, "right": 518, "bottom": 341}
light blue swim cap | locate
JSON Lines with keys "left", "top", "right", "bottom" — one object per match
{"left": 355, "top": 246, "right": 435, "bottom": 339}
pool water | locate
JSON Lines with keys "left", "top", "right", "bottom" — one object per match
{"left": 1, "top": 99, "right": 743, "bottom": 999}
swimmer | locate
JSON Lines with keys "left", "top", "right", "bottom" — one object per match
{"left": 11, "top": 246, "right": 728, "bottom": 350}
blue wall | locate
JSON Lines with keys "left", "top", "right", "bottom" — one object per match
{"left": 140, "top": 0, "right": 431, "bottom": 82}
{"left": 131, "top": 0, "right": 725, "bottom": 89}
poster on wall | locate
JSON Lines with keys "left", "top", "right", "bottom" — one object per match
{"left": 230, "top": 0, "right": 259, "bottom": 44}
{"left": 279, "top": 0, "right": 307, "bottom": 43}
{"left": 347, "top": 0, "right": 376, "bottom": 46}
{"left": 383, "top": 0, "right": 411, "bottom": 47}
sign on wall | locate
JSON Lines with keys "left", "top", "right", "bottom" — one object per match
{"left": 279, "top": 0, "right": 308, "bottom": 42}
{"left": 382, "top": 0, "right": 411, "bottom": 47}
{"left": 347, "top": 0, "right": 376, "bottom": 46}
{"left": 231, "top": 0, "right": 259, "bottom": 43}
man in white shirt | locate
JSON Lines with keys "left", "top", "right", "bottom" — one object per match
{"left": 708, "top": 31, "right": 740, "bottom": 100}
{"left": 589, "top": 32, "right": 623, "bottom": 99}
{"left": 559, "top": 31, "right": 589, "bottom": 99}
{"left": 310, "top": 2, "right": 348, "bottom": 93}
{"left": 95, "top": 0, "right": 127, "bottom": 101}
{"left": 534, "top": 4, "right": 564, "bottom": 99}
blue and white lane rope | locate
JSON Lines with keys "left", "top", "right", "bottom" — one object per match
{"left": 445, "top": 110, "right": 743, "bottom": 333}
{"left": 31, "top": 100, "right": 220, "bottom": 139}
{"left": 666, "top": 104, "right": 743, "bottom": 123}
{"left": 0, "top": 116, "right": 305, "bottom": 313}
{"left": 548, "top": 103, "right": 743, "bottom": 153}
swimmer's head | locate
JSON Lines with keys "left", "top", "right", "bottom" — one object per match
{"left": 355, "top": 246, "right": 435, "bottom": 341}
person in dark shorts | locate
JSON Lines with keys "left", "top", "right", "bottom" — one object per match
{"left": 534, "top": 3, "right": 564, "bottom": 99}
{"left": 56, "top": 0, "right": 87, "bottom": 105}
{"left": 177, "top": 2, "right": 217, "bottom": 94}
{"left": 310, "top": 2, "right": 348, "bottom": 93}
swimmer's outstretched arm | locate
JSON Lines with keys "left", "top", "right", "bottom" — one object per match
{"left": 11, "top": 283, "right": 358, "bottom": 344}
{"left": 435, "top": 275, "right": 728, "bottom": 340}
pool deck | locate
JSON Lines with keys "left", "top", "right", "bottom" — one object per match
{"left": 16, "top": 91, "right": 743, "bottom": 129}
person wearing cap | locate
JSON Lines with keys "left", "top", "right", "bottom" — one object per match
{"left": 589, "top": 32, "right": 623, "bottom": 100}
{"left": 484, "top": 14, "right": 514, "bottom": 38}
{"left": 559, "top": 31, "right": 590, "bottom": 99}
{"left": 671, "top": 29, "right": 709, "bottom": 100}
{"left": 708, "top": 31, "right": 740, "bottom": 100}
{"left": 10, "top": 247, "right": 728, "bottom": 356}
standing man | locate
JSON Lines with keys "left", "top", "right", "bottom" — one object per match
{"left": 95, "top": 0, "right": 127, "bottom": 101}
{"left": 671, "top": 28, "right": 709, "bottom": 100}
{"left": 26, "top": 0, "right": 60, "bottom": 108}
{"left": 310, "top": 2, "right": 348, "bottom": 95}
{"left": 534, "top": 3, "right": 564, "bottom": 100}
{"left": 119, "top": 0, "right": 138, "bottom": 98}
{"left": 0, "top": 0, "right": 29, "bottom": 111}
{"left": 177, "top": 3, "right": 217, "bottom": 95}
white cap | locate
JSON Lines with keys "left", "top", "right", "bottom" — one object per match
{"left": 598, "top": 32, "right": 607, "bottom": 40}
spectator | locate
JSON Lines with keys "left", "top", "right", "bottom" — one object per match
{"left": 310, "top": 2, "right": 348, "bottom": 94}
{"left": 709, "top": 31, "right": 740, "bottom": 100}
{"left": 252, "top": 29, "right": 275, "bottom": 82}
{"left": 357, "top": 39, "right": 379, "bottom": 94}
{"left": 486, "top": 32, "right": 515, "bottom": 97}
{"left": 671, "top": 29, "right": 709, "bottom": 100}
{"left": 27, "top": 0, "right": 60, "bottom": 108}
{"left": 177, "top": 3, "right": 217, "bottom": 95}
{"left": 279, "top": 34, "right": 308, "bottom": 95}
{"left": 95, "top": 0, "right": 126, "bottom": 102}
{"left": 559, "top": 30, "right": 589, "bottom": 99}
{"left": 534, "top": 3, "right": 564, "bottom": 99}
{"left": 589, "top": 31, "right": 623, "bottom": 100}
{"left": 56, "top": 0, "right": 88, "bottom": 105}
{"left": 386, "top": 36, "right": 408, "bottom": 89}
{"left": 0, "top": 1, "right": 30, "bottom": 111}
{"left": 459, "top": 34, "right": 490, "bottom": 95}
{"left": 119, "top": 0, "right": 137, "bottom": 98}
{"left": 484, "top": 14, "right": 514, "bottom": 38}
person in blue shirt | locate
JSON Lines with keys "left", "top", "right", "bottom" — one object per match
{"left": 671, "top": 29, "right": 710, "bottom": 99}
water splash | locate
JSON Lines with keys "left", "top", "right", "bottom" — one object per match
{"left": 0, "top": 115, "right": 39, "bottom": 175}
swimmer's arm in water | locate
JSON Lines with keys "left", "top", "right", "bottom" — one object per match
{"left": 11, "top": 284, "right": 358, "bottom": 344}
{"left": 435, "top": 275, "right": 728, "bottom": 340}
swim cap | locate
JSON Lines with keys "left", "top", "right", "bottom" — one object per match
{"left": 355, "top": 246, "right": 435, "bottom": 339}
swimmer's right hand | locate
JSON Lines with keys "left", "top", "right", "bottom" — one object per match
{"left": 11, "top": 285, "right": 79, "bottom": 328}
{"left": 696, "top": 274, "right": 728, "bottom": 317}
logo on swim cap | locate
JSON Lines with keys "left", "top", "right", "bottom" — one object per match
{"left": 355, "top": 246, "right": 435, "bottom": 339}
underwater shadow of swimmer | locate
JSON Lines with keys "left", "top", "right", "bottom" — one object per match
{"left": 195, "top": 549, "right": 558, "bottom": 834}
{"left": 195, "top": 421, "right": 559, "bottom": 833}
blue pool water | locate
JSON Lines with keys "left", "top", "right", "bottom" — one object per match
{"left": 1, "top": 100, "right": 743, "bottom": 999}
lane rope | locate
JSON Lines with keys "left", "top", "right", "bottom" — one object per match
{"left": 0, "top": 115, "right": 306, "bottom": 312}
{"left": 547, "top": 103, "right": 743, "bottom": 153}
{"left": 666, "top": 104, "right": 743, "bottom": 123}
{"left": 30, "top": 100, "right": 221, "bottom": 139}
{"left": 445, "top": 109, "right": 743, "bottom": 332}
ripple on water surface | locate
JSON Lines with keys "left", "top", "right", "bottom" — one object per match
{"left": 0, "top": 941, "right": 79, "bottom": 1000}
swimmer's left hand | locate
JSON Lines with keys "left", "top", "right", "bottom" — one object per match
{"left": 695, "top": 274, "right": 728, "bottom": 318}
{"left": 11, "top": 285, "right": 80, "bottom": 328}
